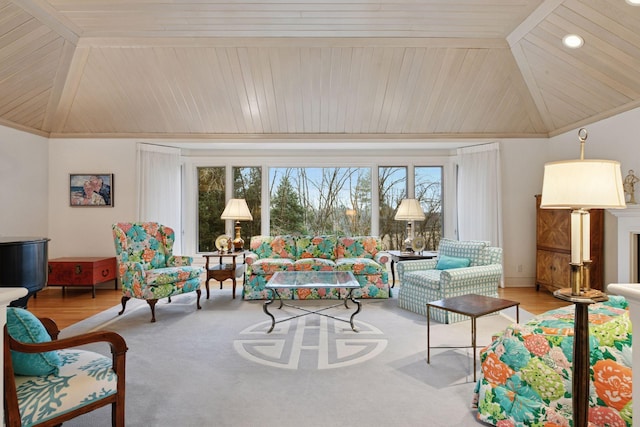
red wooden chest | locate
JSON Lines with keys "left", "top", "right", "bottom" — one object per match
{"left": 47, "top": 257, "right": 118, "bottom": 298}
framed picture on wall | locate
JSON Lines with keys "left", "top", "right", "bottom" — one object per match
{"left": 69, "top": 174, "right": 114, "bottom": 207}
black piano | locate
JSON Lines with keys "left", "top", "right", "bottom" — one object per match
{"left": 0, "top": 237, "right": 49, "bottom": 307}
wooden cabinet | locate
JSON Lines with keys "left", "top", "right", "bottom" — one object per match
{"left": 47, "top": 257, "right": 118, "bottom": 298}
{"left": 535, "top": 195, "right": 604, "bottom": 292}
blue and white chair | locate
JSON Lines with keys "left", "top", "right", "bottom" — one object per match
{"left": 397, "top": 238, "right": 503, "bottom": 323}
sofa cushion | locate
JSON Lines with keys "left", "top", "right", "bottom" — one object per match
{"left": 250, "top": 258, "right": 295, "bottom": 275}
{"left": 435, "top": 254, "right": 471, "bottom": 270}
{"left": 294, "top": 258, "right": 337, "bottom": 271}
{"left": 6, "top": 307, "right": 61, "bottom": 376}
{"left": 296, "top": 235, "right": 337, "bottom": 260}
{"left": 335, "top": 257, "right": 384, "bottom": 275}
{"left": 437, "top": 238, "right": 490, "bottom": 266}
{"left": 336, "top": 236, "right": 381, "bottom": 259}
{"left": 250, "top": 235, "right": 298, "bottom": 259}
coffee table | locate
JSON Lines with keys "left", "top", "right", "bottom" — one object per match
{"left": 263, "top": 271, "right": 363, "bottom": 333}
{"left": 426, "top": 294, "right": 520, "bottom": 381}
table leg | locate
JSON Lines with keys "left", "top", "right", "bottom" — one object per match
{"left": 427, "top": 304, "right": 431, "bottom": 364}
{"left": 472, "top": 316, "right": 477, "bottom": 382}
{"left": 391, "top": 259, "right": 396, "bottom": 288}
{"left": 263, "top": 290, "right": 277, "bottom": 333}
{"left": 231, "top": 276, "right": 236, "bottom": 299}
{"left": 348, "top": 292, "right": 361, "bottom": 332}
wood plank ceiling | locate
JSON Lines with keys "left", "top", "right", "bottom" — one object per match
{"left": 2, "top": 0, "right": 640, "bottom": 139}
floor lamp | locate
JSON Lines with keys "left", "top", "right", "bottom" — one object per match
{"left": 540, "top": 128, "right": 626, "bottom": 426}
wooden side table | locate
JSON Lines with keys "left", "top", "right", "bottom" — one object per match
{"left": 47, "top": 257, "right": 118, "bottom": 298}
{"left": 203, "top": 252, "right": 246, "bottom": 299}
{"left": 388, "top": 250, "right": 438, "bottom": 287}
{"left": 426, "top": 294, "right": 520, "bottom": 382}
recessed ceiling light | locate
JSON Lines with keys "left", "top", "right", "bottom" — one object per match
{"left": 563, "top": 34, "right": 584, "bottom": 49}
{"left": 626, "top": 0, "right": 640, "bottom": 5}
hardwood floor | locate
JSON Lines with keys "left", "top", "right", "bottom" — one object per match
{"left": 24, "top": 282, "right": 570, "bottom": 330}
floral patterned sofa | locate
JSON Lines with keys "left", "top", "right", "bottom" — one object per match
{"left": 473, "top": 296, "right": 632, "bottom": 427}
{"left": 243, "top": 235, "right": 390, "bottom": 300}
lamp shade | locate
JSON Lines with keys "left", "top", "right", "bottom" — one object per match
{"left": 220, "top": 198, "right": 253, "bottom": 221}
{"left": 394, "top": 199, "right": 426, "bottom": 221}
{"left": 540, "top": 159, "right": 626, "bottom": 209}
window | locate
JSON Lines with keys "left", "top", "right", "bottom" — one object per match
{"left": 378, "top": 166, "right": 442, "bottom": 251}
{"left": 415, "top": 166, "right": 443, "bottom": 250}
{"left": 197, "top": 166, "right": 261, "bottom": 252}
{"left": 193, "top": 158, "right": 445, "bottom": 254}
{"left": 197, "top": 167, "right": 225, "bottom": 252}
{"left": 378, "top": 167, "right": 407, "bottom": 250}
{"left": 269, "top": 167, "right": 371, "bottom": 235}
{"left": 232, "top": 167, "right": 261, "bottom": 245}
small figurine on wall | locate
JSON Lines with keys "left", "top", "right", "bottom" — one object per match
{"left": 624, "top": 169, "right": 639, "bottom": 204}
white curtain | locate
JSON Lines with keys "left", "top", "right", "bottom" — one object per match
{"left": 456, "top": 142, "right": 503, "bottom": 250}
{"left": 137, "top": 143, "right": 182, "bottom": 251}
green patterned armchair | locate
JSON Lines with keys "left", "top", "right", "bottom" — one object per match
{"left": 397, "top": 238, "right": 503, "bottom": 323}
{"left": 112, "top": 222, "right": 204, "bottom": 322}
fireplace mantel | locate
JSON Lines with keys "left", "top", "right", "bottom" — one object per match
{"left": 608, "top": 204, "right": 640, "bottom": 283}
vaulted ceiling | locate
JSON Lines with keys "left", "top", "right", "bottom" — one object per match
{"left": 2, "top": 0, "right": 640, "bottom": 139}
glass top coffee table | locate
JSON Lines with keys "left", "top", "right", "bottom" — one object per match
{"left": 263, "top": 271, "right": 363, "bottom": 333}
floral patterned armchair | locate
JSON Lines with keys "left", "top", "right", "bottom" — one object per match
{"left": 112, "top": 222, "right": 204, "bottom": 322}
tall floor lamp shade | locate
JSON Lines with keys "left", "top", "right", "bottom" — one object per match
{"left": 220, "top": 199, "right": 253, "bottom": 251}
{"left": 394, "top": 199, "right": 425, "bottom": 253}
{"left": 540, "top": 128, "right": 625, "bottom": 427}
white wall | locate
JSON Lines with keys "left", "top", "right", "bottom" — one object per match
{"left": 499, "top": 139, "right": 548, "bottom": 286}
{"left": 47, "top": 139, "right": 137, "bottom": 258}
{"left": 0, "top": 126, "right": 48, "bottom": 237}
{"left": 2, "top": 106, "right": 639, "bottom": 286}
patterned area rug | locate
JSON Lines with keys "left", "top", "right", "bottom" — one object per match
{"left": 60, "top": 289, "right": 528, "bottom": 427}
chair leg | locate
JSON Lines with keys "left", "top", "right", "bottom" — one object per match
{"left": 112, "top": 400, "right": 125, "bottom": 427}
{"left": 118, "top": 296, "right": 130, "bottom": 316}
{"left": 147, "top": 299, "right": 158, "bottom": 322}
{"left": 196, "top": 289, "right": 202, "bottom": 310}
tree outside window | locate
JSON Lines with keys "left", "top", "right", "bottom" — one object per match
{"left": 378, "top": 166, "right": 442, "bottom": 251}
{"left": 269, "top": 167, "right": 371, "bottom": 236}
{"left": 197, "top": 167, "right": 225, "bottom": 252}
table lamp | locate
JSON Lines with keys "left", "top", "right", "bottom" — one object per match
{"left": 220, "top": 198, "right": 253, "bottom": 251}
{"left": 540, "top": 128, "right": 625, "bottom": 426}
{"left": 394, "top": 199, "right": 425, "bottom": 253}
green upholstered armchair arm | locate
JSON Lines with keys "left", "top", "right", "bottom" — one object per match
{"left": 167, "top": 255, "right": 193, "bottom": 266}
{"left": 397, "top": 258, "right": 438, "bottom": 275}
{"left": 438, "top": 264, "right": 503, "bottom": 294}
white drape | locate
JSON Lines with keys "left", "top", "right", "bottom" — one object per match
{"left": 456, "top": 142, "right": 503, "bottom": 250}
{"left": 137, "top": 143, "right": 182, "bottom": 251}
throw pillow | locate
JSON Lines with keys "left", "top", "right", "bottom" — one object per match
{"left": 6, "top": 307, "right": 61, "bottom": 376}
{"left": 435, "top": 254, "right": 471, "bottom": 270}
